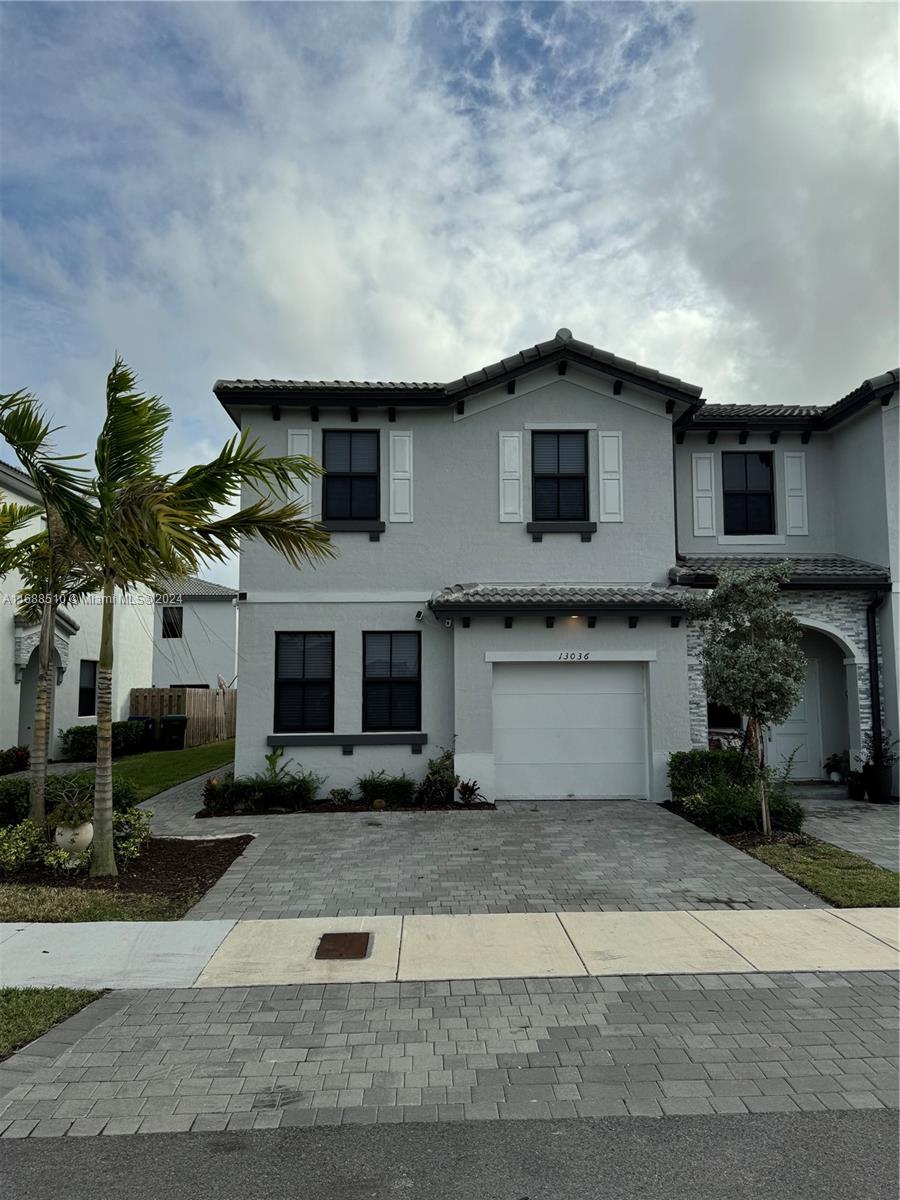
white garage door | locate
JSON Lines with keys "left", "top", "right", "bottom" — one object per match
{"left": 492, "top": 661, "right": 648, "bottom": 799}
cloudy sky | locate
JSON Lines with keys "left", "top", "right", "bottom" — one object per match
{"left": 1, "top": 1, "right": 896, "bottom": 583}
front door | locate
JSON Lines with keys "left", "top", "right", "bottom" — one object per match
{"left": 767, "top": 659, "right": 823, "bottom": 779}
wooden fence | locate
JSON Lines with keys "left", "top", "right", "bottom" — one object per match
{"left": 128, "top": 687, "right": 237, "bottom": 747}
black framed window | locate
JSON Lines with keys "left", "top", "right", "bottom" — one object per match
{"left": 722, "top": 452, "right": 775, "bottom": 535}
{"left": 532, "top": 432, "right": 588, "bottom": 521}
{"left": 161, "top": 605, "right": 183, "bottom": 639}
{"left": 78, "top": 660, "right": 97, "bottom": 717}
{"left": 274, "top": 632, "right": 334, "bottom": 732}
{"left": 363, "top": 632, "right": 420, "bottom": 731}
{"left": 323, "top": 431, "right": 380, "bottom": 520}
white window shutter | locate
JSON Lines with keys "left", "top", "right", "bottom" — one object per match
{"left": 389, "top": 431, "right": 414, "bottom": 522}
{"left": 498, "top": 432, "right": 523, "bottom": 522}
{"left": 287, "top": 429, "right": 314, "bottom": 515}
{"left": 598, "top": 432, "right": 623, "bottom": 522}
{"left": 692, "top": 452, "right": 716, "bottom": 536}
{"left": 783, "top": 451, "right": 808, "bottom": 535}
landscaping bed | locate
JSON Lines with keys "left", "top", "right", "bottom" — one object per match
{"left": 1, "top": 987, "right": 101, "bottom": 1061}
{"left": 0, "top": 835, "right": 252, "bottom": 922}
{"left": 196, "top": 799, "right": 494, "bottom": 816}
{"left": 731, "top": 831, "right": 900, "bottom": 908}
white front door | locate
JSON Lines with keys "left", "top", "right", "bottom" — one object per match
{"left": 767, "top": 659, "right": 823, "bottom": 779}
{"left": 491, "top": 661, "right": 648, "bottom": 799}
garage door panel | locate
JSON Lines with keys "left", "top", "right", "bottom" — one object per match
{"left": 491, "top": 661, "right": 648, "bottom": 800}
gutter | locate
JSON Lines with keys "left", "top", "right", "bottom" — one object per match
{"left": 866, "top": 591, "right": 887, "bottom": 760}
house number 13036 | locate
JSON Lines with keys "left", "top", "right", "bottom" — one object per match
{"left": 558, "top": 651, "right": 590, "bottom": 661}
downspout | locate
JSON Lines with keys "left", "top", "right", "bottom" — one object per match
{"left": 866, "top": 590, "right": 887, "bottom": 759}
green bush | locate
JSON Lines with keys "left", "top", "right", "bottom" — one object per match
{"left": 113, "top": 808, "right": 152, "bottom": 861}
{"left": 417, "top": 745, "right": 458, "bottom": 806}
{"left": 58, "top": 719, "right": 149, "bottom": 762}
{"left": 0, "top": 806, "right": 152, "bottom": 875}
{"left": 0, "top": 746, "right": 29, "bottom": 776}
{"left": 327, "top": 788, "right": 353, "bottom": 805}
{"left": 0, "top": 772, "right": 139, "bottom": 827}
{"left": 357, "top": 770, "right": 417, "bottom": 807}
{"left": 667, "top": 748, "right": 756, "bottom": 800}
{"left": 681, "top": 779, "right": 804, "bottom": 836}
{"left": 202, "top": 769, "right": 325, "bottom": 816}
{"left": 0, "top": 820, "right": 47, "bottom": 871}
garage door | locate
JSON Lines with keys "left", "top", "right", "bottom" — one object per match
{"left": 492, "top": 661, "right": 648, "bottom": 799}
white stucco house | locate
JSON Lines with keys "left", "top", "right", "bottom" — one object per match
{"left": 214, "top": 329, "right": 899, "bottom": 801}
{"left": 0, "top": 459, "right": 154, "bottom": 759}
{"left": 151, "top": 576, "right": 238, "bottom": 689}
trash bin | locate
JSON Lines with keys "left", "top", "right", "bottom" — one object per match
{"left": 159, "top": 714, "right": 188, "bottom": 751}
{"left": 126, "top": 715, "right": 157, "bottom": 750}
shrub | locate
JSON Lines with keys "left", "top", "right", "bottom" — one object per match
{"left": 681, "top": 779, "right": 804, "bottom": 836}
{"left": 113, "top": 808, "right": 152, "bottom": 861}
{"left": 457, "top": 779, "right": 485, "bottom": 806}
{"left": 0, "top": 746, "right": 29, "bottom": 776}
{"left": 0, "top": 820, "right": 46, "bottom": 871}
{"left": 328, "top": 788, "right": 353, "bottom": 805}
{"left": 667, "top": 748, "right": 756, "bottom": 800}
{"left": 0, "top": 772, "right": 139, "bottom": 828}
{"left": 357, "top": 770, "right": 417, "bottom": 807}
{"left": 201, "top": 769, "right": 325, "bottom": 816}
{"left": 417, "top": 745, "right": 458, "bottom": 806}
{"left": 58, "top": 719, "right": 149, "bottom": 763}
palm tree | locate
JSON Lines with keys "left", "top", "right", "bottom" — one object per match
{"left": 0, "top": 502, "right": 43, "bottom": 572}
{"left": 82, "top": 358, "right": 332, "bottom": 876}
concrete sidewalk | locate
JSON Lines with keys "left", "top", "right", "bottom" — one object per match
{"left": 2, "top": 908, "right": 897, "bottom": 990}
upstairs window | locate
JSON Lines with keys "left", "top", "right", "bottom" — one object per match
{"left": 323, "top": 431, "right": 380, "bottom": 520}
{"left": 274, "top": 632, "right": 334, "bottom": 732}
{"left": 722, "top": 452, "right": 775, "bottom": 536}
{"left": 78, "top": 660, "right": 98, "bottom": 717}
{"left": 532, "top": 432, "right": 588, "bottom": 521}
{"left": 363, "top": 632, "right": 421, "bottom": 731}
{"left": 161, "top": 605, "right": 183, "bottom": 639}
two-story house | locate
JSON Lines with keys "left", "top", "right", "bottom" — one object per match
{"left": 151, "top": 575, "right": 238, "bottom": 690}
{"left": 215, "top": 329, "right": 898, "bottom": 801}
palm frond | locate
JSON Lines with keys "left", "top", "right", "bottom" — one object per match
{"left": 0, "top": 392, "right": 94, "bottom": 531}
{"left": 172, "top": 431, "right": 323, "bottom": 505}
{"left": 0, "top": 502, "right": 43, "bottom": 575}
{"left": 195, "top": 500, "right": 335, "bottom": 569}
{"left": 94, "top": 356, "right": 170, "bottom": 497}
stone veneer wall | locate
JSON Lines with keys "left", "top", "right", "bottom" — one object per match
{"left": 685, "top": 589, "right": 884, "bottom": 753}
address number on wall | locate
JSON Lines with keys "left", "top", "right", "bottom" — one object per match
{"left": 557, "top": 651, "right": 591, "bottom": 661}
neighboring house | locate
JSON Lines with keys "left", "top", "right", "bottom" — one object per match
{"left": 0, "top": 460, "right": 154, "bottom": 758}
{"left": 214, "top": 329, "right": 899, "bottom": 800}
{"left": 151, "top": 575, "right": 238, "bottom": 689}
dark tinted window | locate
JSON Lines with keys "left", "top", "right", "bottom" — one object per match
{"left": 532, "top": 432, "right": 588, "bottom": 521}
{"left": 78, "top": 660, "right": 97, "bottom": 717}
{"left": 721, "top": 452, "right": 774, "bottom": 535}
{"left": 274, "top": 633, "right": 334, "bottom": 732}
{"left": 323, "top": 431, "right": 380, "bottom": 520}
{"left": 161, "top": 605, "right": 183, "bottom": 639}
{"left": 363, "top": 632, "right": 420, "bottom": 731}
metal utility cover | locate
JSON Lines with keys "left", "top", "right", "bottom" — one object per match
{"left": 315, "top": 932, "right": 371, "bottom": 960}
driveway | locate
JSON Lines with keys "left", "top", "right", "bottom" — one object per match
{"left": 145, "top": 782, "right": 824, "bottom": 918}
{"left": 793, "top": 787, "right": 899, "bottom": 871}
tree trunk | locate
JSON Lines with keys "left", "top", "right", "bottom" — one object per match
{"left": 28, "top": 599, "right": 56, "bottom": 826}
{"left": 90, "top": 577, "right": 117, "bottom": 878}
{"left": 757, "top": 724, "right": 772, "bottom": 837}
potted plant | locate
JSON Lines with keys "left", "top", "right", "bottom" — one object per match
{"left": 847, "top": 770, "right": 867, "bottom": 801}
{"left": 856, "top": 730, "right": 899, "bottom": 804}
{"left": 823, "top": 751, "right": 849, "bottom": 784}
{"left": 48, "top": 778, "right": 94, "bottom": 852}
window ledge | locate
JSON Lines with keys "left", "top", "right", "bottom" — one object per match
{"left": 716, "top": 533, "right": 786, "bottom": 545}
{"left": 527, "top": 521, "right": 597, "bottom": 542}
{"left": 267, "top": 732, "right": 427, "bottom": 755}
{"left": 321, "top": 519, "right": 386, "bottom": 541}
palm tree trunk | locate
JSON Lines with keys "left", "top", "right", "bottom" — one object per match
{"left": 90, "top": 577, "right": 117, "bottom": 878}
{"left": 28, "top": 598, "right": 56, "bottom": 825}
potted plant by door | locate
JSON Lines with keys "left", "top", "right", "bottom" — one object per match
{"left": 856, "top": 730, "right": 899, "bottom": 804}
{"left": 823, "top": 751, "right": 850, "bottom": 785}
{"left": 847, "top": 770, "right": 867, "bottom": 801}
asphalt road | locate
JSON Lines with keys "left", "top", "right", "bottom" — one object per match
{"left": 3, "top": 1111, "right": 898, "bottom": 1200}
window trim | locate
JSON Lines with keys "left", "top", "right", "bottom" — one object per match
{"left": 720, "top": 450, "right": 776, "bottom": 537}
{"left": 322, "top": 429, "right": 381, "bottom": 522}
{"left": 362, "top": 631, "right": 422, "bottom": 732}
{"left": 530, "top": 430, "right": 589, "bottom": 523}
{"left": 78, "top": 659, "right": 98, "bottom": 718}
{"left": 161, "top": 605, "right": 183, "bottom": 639}
{"left": 273, "top": 631, "right": 335, "bottom": 734}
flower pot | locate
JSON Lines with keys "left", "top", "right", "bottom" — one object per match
{"left": 862, "top": 764, "right": 894, "bottom": 804}
{"left": 54, "top": 821, "right": 94, "bottom": 853}
{"left": 828, "top": 771, "right": 841, "bottom": 784}
{"left": 847, "top": 777, "right": 867, "bottom": 801}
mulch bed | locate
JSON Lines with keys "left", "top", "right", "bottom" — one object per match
{"left": 7, "top": 836, "right": 253, "bottom": 896}
{"left": 196, "top": 802, "right": 495, "bottom": 817}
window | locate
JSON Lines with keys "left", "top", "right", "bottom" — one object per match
{"left": 78, "top": 660, "right": 97, "bottom": 717}
{"left": 274, "top": 633, "right": 334, "bottom": 732}
{"left": 323, "top": 431, "right": 380, "bottom": 520}
{"left": 531, "top": 432, "right": 588, "bottom": 521}
{"left": 722, "top": 452, "right": 775, "bottom": 536}
{"left": 363, "top": 632, "right": 421, "bottom": 731}
{"left": 161, "top": 605, "right": 183, "bottom": 639}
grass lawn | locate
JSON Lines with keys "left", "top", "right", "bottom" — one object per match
{"left": 113, "top": 739, "right": 234, "bottom": 802}
{"left": 746, "top": 838, "right": 900, "bottom": 908}
{"left": 0, "top": 987, "right": 101, "bottom": 1061}
{"left": 0, "top": 883, "right": 195, "bottom": 922}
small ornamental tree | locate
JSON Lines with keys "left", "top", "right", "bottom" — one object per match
{"left": 688, "top": 562, "right": 806, "bottom": 835}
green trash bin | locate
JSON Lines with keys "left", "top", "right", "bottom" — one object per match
{"left": 159, "top": 714, "right": 188, "bottom": 751}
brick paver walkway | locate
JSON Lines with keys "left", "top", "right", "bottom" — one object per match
{"left": 145, "top": 783, "right": 824, "bottom": 917}
{"left": 794, "top": 789, "right": 899, "bottom": 872}
{"left": 1, "top": 971, "right": 896, "bottom": 1137}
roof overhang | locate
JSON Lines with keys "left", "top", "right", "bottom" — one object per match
{"left": 429, "top": 584, "right": 690, "bottom": 617}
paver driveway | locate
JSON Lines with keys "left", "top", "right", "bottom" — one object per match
{"left": 794, "top": 788, "right": 899, "bottom": 871}
{"left": 147, "top": 783, "right": 823, "bottom": 918}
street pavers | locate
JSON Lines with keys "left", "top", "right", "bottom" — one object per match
{"left": 0, "top": 971, "right": 895, "bottom": 1136}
